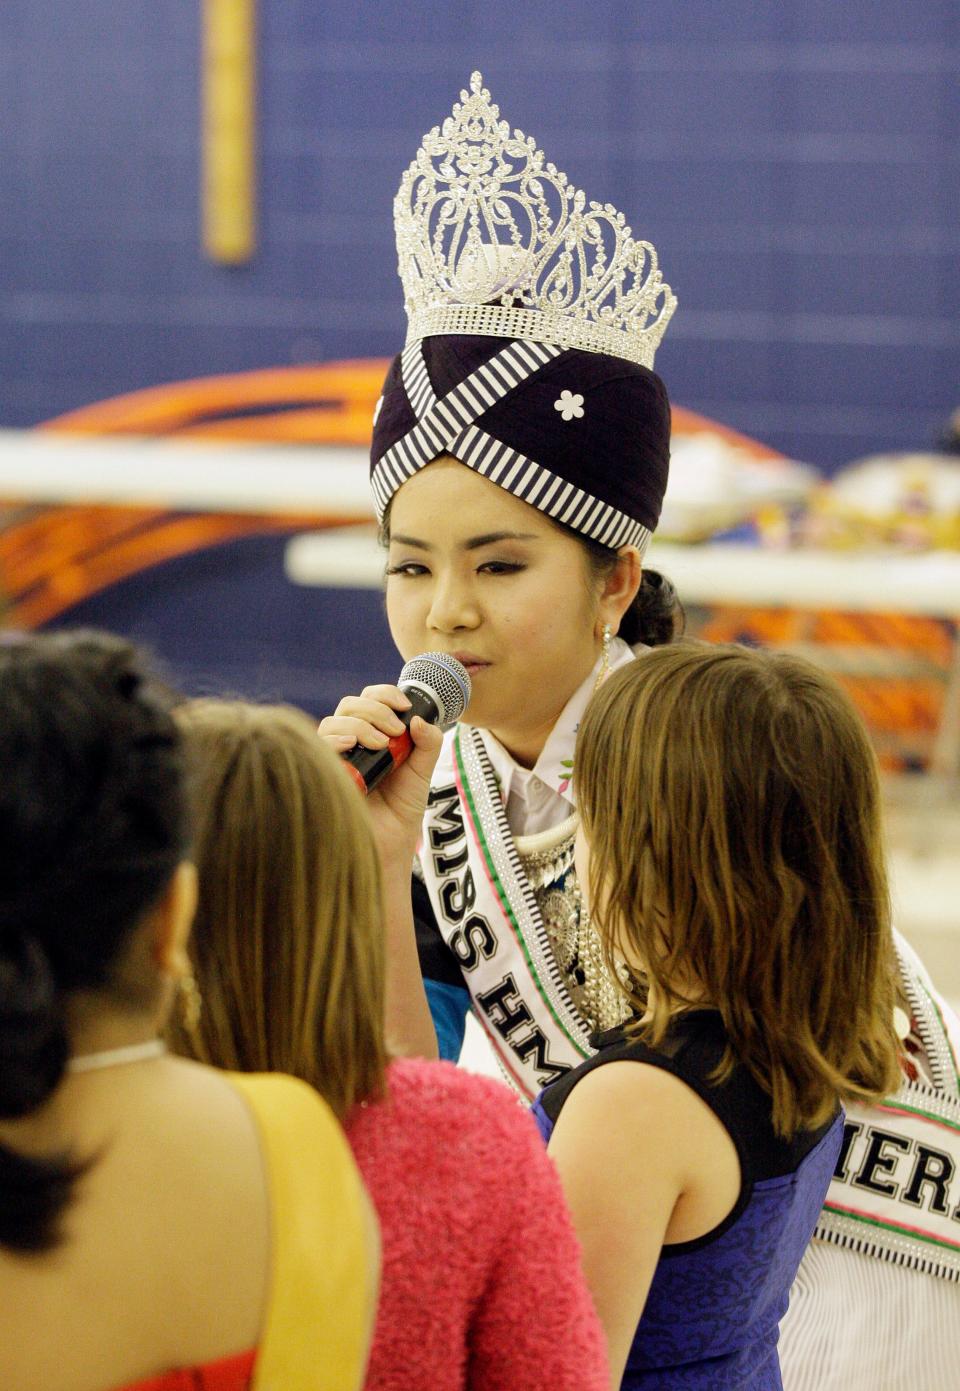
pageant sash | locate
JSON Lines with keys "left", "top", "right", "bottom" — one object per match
{"left": 815, "top": 941, "right": 960, "bottom": 1282}
{"left": 420, "top": 724, "right": 595, "bottom": 1099}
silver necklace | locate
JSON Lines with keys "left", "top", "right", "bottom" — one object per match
{"left": 515, "top": 812, "right": 579, "bottom": 891}
{"left": 67, "top": 1039, "right": 167, "bottom": 1074}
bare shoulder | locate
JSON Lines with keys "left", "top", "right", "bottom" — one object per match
{"left": 548, "top": 1059, "right": 726, "bottom": 1190}
{"left": 558, "top": 1059, "right": 706, "bottom": 1130}
{"left": 118, "top": 1057, "right": 270, "bottom": 1221}
{"left": 150, "top": 1057, "right": 266, "bottom": 1146}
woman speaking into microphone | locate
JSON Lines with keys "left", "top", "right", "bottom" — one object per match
{"left": 322, "top": 71, "right": 960, "bottom": 1391}
{"left": 320, "top": 72, "right": 680, "bottom": 1092}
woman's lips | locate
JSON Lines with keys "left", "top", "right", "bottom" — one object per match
{"left": 451, "top": 653, "right": 490, "bottom": 676}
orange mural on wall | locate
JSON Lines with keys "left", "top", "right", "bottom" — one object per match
{"left": 40, "top": 360, "right": 390, "bottom": 443}
{"left": 6, "top": 360, "right": 394, "bottom": 627}
{"left": 0, "top": 501, "right": 345, "bottom": 630}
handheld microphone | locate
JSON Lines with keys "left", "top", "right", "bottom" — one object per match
{"left": 342, "top": 652, "right": 471, "bottom": 795}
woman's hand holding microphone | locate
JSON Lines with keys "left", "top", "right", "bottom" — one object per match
{"left": 318, "top": 682, "right": 443, "bottom": 873}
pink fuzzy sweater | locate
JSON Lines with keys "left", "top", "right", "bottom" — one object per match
{"left": 346, "top": 1057, "right": 608, "bottom": 1391}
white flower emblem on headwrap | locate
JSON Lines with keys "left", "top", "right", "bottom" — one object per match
{"left": 554, "top": 390, "right": 585, "bottom": 422}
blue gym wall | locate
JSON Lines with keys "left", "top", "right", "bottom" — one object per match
{"left": 1, "top": 1, "right": 957, "bottom": 471}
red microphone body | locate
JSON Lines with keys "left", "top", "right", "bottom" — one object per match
{"left": 342, "top": 653, "right": 471, "bottom": 795}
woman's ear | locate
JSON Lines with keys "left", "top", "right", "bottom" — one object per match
{"left": 598, "top": 546, "right": 642, "bottom": 634}
{"left": 152, "top": 861, "right": 199, "bottom": 978}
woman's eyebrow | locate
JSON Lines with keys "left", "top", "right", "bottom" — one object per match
{"left": 463, "top": 531, "right": 538, "bottom": 550}
{"left": 389, "top": 534, "right": 431, "bottom": 550}
{"left": 389, "top": 530, "right": 539, "bottom": 552}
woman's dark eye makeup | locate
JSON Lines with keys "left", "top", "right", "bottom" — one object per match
{"left": 478, "top": 560, "right": 525, "bottom": 574}
{"left": 386, "top": 556, "right": 527, "bottom": 577}
{"left": 385, "top": 560, "right": 428, "bottom": 577}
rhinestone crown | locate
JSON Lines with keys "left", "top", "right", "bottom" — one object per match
{"left": 395, "top": 72, "right": 676, "bottom": 371}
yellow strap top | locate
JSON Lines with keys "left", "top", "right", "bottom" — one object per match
{"left": 227, "top": 1073, "right": 376, "bottom": 1391}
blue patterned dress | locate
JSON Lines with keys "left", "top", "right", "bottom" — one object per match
{"left": 532, "top": 1011, "right": 843, "bottom": 1390}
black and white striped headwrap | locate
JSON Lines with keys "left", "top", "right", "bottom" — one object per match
{"left": 370, "top": 334, "right": 671, "bottom": 555}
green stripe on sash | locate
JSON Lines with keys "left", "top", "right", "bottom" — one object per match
{"left": 881, "top": 1099, "right": 960, "bottom": 1133}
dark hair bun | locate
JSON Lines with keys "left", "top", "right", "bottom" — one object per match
{"left": 621, "top": 568, "right": 685, "bottom": 648}
{"left": 0, "top": 935, "right": 68, "bottom": 1119}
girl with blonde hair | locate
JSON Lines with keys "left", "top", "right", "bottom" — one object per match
{"left": 532, "top": 642, "right": 903, "bottom": 1390}
{"left": 173, "top": 698, "right": 608, "bottom": 1391}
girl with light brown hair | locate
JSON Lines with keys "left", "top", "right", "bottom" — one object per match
{"left": 172, "top": 699, "right": 608, "bottom": 1391}
{"left": 531, "top": 641, "right": 903, "bottom": 1391}
{"left": 168, "top": 702, "right": 387, "bottom": 1119}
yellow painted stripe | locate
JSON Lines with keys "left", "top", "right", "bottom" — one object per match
{"left": 203, "top": 0, "right": 256, "bottom": 263}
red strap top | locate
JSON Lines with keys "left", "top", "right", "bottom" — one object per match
{"left": 115, "top": 1349, "right": 256, "bottom": 1391}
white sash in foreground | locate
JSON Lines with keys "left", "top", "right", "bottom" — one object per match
{"left": 815, "top": 937, "right": 960, "bottom": 1282}
{"left": 420, "top": 723, "right": 594, "bottom": 1099}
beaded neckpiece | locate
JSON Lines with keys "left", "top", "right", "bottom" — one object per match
{"left": 515, "top": 816, "right": 630, "bottom": 1034}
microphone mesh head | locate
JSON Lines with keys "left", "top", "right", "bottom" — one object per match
{"left": 398, "top": 652, "right": 471, "bottom": 729}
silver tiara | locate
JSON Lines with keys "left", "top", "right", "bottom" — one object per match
{"left": 394, "top": 72, "right": 676, "bottom": 371}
